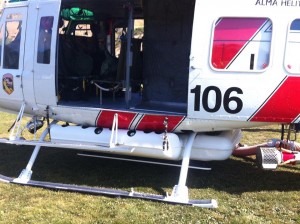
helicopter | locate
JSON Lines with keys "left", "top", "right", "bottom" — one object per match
{"left": 0, "top": 0, "right": 299, "bottom": 208}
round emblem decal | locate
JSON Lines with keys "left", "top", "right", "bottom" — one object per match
{"left": 2, "top": 73, "right": 14, "bottom": 95}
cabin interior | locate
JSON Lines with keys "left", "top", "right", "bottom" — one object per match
{"left": 57, "top": 0, "right": 195, "bottom": 114}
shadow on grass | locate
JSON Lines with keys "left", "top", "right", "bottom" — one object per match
{"left": 242, "top": 128, "right": 282, "bottom": 133}
{"left": 0, "top": 143, "right": 299, "bottom": 196}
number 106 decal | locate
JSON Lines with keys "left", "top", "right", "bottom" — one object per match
{"left": 190, "top": 85, "right": 243, "bottom": 114}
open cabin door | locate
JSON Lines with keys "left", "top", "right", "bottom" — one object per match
{"left": 33, "top": 1, "right": 59, "bottom": 107}
{"left": 56, "top": 0, "right": 193, "bottom": 115}
{"left": 0, "top": 6, "right": 27, "bottom": 107}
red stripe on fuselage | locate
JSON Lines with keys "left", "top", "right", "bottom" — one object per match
{"left": 136, "top": 115, "right": 185, "bottom": 132}
{"left": 96, "top": 111, "right": 137, "bottom": 129}
{"left": 250, "top": 77, "right": 300, "bottom": 123}
{"left": 96, "top": 110, "right": 185, "bottom": 132}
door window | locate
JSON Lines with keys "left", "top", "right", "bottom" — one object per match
{"left": 3, "top": 14, "right": 22, "bottom": 69}
{"left": 37, "top": 16, "right": 54, "bottom": 64}
{"left": 211, "top": 17, "right": 272, "bottom": 72}
{"left": 284, "top": 19, "right": 300, "bottom": 74}
{"left": 0, "top": 25, "right": 3, "bottom": 66}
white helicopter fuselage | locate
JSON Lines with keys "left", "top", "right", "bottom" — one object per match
{"left": 0, "top": 0, "right": 299, "bottom": 161}
{"left": 0, "top": 0, "right": 300, "bottom": 207}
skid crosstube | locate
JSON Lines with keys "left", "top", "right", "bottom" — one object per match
{"left": 0, "top": 174, "right": 217, "bottom": 208}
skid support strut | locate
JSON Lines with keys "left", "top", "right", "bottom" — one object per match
{"left": 165, "top": 132, "right": 217, "bottom": 208}
{"left": 9, "top": 102, "right": 25, "bottom": 140}
{"left": 13, "top": 127, "right": 50, "bottom": 184}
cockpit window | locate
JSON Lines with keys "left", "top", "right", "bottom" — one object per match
{"left": 284, "top": 19, "right": 300, "bottom": 74}
{"left": 3, "top": 18, "right": 22, "bottom": 69}
{"left": 211, "top": 17, "right": 272, "bottom": 72}
{"left": 0, "top": 25, "right": 3, "bottom": 66}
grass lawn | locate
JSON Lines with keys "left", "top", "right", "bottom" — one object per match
{"left": 0, "top": 112, "right": 299, "bottom": 223}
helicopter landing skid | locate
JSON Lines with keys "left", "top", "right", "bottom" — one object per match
{"left": 0, "top": 123, "right": 217, "bottom": 208}
{"left": 0, "top": 174, "right": 217, "bottom": 208}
